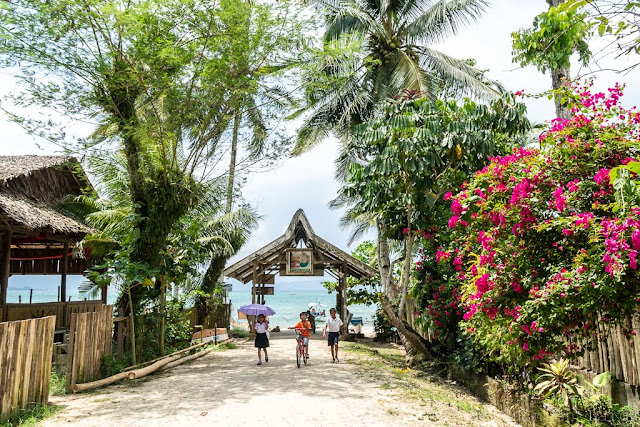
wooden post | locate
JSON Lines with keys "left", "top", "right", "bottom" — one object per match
{"left": 101, "top": 282, "right": 108, "bottom": 304}
{"left": 60, "top": 241, "right": 69, "bottom": 305}
{"left": 341, "top": 262, "right": 348, "bottom": 336}
{"left": 116, "top": 319, "right": 124, "bottom": 358}
{"left": 0, "top": 229, "right": 12, "bottom": 309}
{"left": 29, "top": 289, "right": 33, "bottom": 304}
{"left": 250, "top": 261, "right": 258, "bottom": 339}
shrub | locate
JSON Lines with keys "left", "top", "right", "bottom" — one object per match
{"left": 447, "top": 82, "right": 640, "bottom": 367}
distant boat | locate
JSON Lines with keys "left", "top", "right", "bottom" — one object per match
{"left": 308, "top": 300, "right": 327, "bottom": 322}
{"left": 289, "top": 292, "right": 295, "bottom": 295}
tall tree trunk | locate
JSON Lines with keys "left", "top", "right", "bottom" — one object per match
{"left": 159, "top": 277, "right": 166, "bottom": 357}
{"left": 376, "top": 220, "right": 433, "bottom": 362}
{"left": 226, "top": 112, "right": 241, "bottom": 214}
{"left": 546, "top": 0, "right": 572, "bottom": 120}
{"left": 551, "top": 66, "right": 572, "bottom": 120}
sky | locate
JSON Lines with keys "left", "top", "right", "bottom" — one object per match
{"left": 2, "top": 0, "right": 640, "bottom": 294}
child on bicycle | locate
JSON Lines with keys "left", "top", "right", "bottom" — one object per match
{"left": 289, "top": 311, "right": 312, "bottom": 356}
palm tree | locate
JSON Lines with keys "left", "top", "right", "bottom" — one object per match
{"left": 295, "top": 0, "right": 497, "bottom": 154}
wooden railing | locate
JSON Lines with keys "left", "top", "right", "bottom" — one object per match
{"left": 1, "top": 301, "right": 104, "bottom": 329}
{"left": 0, "top": 316, "right": 56, "bottom": 419}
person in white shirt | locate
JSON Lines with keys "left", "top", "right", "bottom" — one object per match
{"left": 254, "top": 314, "right": 269, "bottom": 365}
{"left": 322, "top": 308, "right": 344, "bottom": 363}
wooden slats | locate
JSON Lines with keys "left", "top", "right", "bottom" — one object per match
{"left": 2, "top": 301, "right": 104, "bottom": 328}
{"left": 0, "top": 316, "right": 55, "bottom": 419}
{"left": 66, "top": 305, "right": 113, "bottom": 392}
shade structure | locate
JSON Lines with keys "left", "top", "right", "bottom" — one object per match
{"left": 237, "top": 304, "right": 276, "bottom": 316}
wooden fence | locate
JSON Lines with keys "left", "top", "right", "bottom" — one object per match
{"left": 185, "top": 303, "right": 231, "bottom": 330}
{"left": 66, "top": 305, "right": 114, "bottom": 392}
{"left": 0, "top": 316, "right": 56, "bottom": 419}
{"left": 573, "top": 316, "right": 640, "bottom": 386}
{"left": 406, "top": 299, "right": 640, "bottom": 387}
{"left": 1, "top": 301, "right": 105, "bottom": 329}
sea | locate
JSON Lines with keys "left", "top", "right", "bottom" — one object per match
{"left": 5, "top": 276, "right": 377, "bottom": 328}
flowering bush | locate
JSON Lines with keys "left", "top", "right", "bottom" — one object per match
{"left": 448, "top": 82, "right": 640, "bottom": 366}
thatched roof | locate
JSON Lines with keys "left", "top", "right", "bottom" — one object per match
{"left": 0, "top": 155, "right": 93, "bottom": 237}
{"left": 224, "top": 209, "right": 377, "bottom": 283}
{"left": 0, "top": 155, "right": 73, "bottom": 182}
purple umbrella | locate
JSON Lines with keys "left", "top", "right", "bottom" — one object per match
{"left": 237, "top": 304, "right": 276, "bottom": 316}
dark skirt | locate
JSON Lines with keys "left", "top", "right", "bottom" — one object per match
{"left": 255, "top": 332, "right": 269, "bottom": 348}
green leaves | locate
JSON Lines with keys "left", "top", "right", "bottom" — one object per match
{"left": 339, "top": 92, "right": 530, "bottom": 235}
{"left": 512, "top": 4, "right": 592, "bottom": 74}
{"left": 610, "top": 162, "right": 640, "bottom": 213}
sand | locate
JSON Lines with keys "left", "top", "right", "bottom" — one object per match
{"left": 42, "top": 332, "right": 519, "bottom": 427}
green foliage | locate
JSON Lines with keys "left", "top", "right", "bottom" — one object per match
{"left": 563, "top": 0, "right": 640, "bottom": 72}
{"left": 230, "top": 327, "right": 249, "bottom": 338}
{"left": 0, "top": 404, "right": 59, "bottom": 427}
{"left": 101, "top": 353, "right": 133, "bottom": 378}
{"left": 340, "top": 93, "right": 530, "bottom": 237}
{"left": 295, "top": 0, "right": 499, "bottom": 154}
{"left": 610, "top": 161, "right": 640, "bottom": 213}
{"left": 450, "top": 82, "right": 640, "bottom": 368}
{"left": 373, "top": 306, "right": 395, "bottom": 342}
{"left": 49, "top": 368, "right": 66, "bottom": 397}
{"left": 512, "top": 4, "right": 592, "bottom": 74}
{"left": 322, "top": 240, "right": 380, "bottom": 306}
{"left": 573, "top": 394, "right": 640, "bottom": 426}
{"left": 535, "top": 359, "right": 583, "bottom": 409}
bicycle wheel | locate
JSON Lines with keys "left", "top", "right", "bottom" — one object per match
{"left": 296, "top": 342, "right": 301, "bottom": 368}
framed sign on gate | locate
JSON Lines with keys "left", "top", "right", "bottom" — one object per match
{"left": 285, "top": 249, "right": 313, "bottom": 275}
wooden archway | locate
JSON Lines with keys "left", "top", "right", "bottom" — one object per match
{"left": 223, "top": 209, "right": 377, "bottom": 328}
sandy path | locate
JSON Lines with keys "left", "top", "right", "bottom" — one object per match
{"left": 42, "top": 332, "right": 517, "bottom": 426}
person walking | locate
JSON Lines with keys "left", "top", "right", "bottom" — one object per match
{"left": 323, "top": 308, "right": 344, "bottom": 363}
{"left": 254, "top": 314, "right": 269, "bottom": 365}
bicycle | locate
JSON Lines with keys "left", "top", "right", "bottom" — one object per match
{"left": 291, "top": 327, "right": 310, "bottom": 368}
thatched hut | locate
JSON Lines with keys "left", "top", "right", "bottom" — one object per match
{"left": 0, "top": 155, "right": 102, "bottom": 326}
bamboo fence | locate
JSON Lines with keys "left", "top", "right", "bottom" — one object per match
{"left": 406, "top": 299, "right": 640, "bottom": 386}
{"left": 0, "top": 316, "right": 56, "bottom": 419}
{"left": 66, "top": 305, "right": 114, "bottom": 392}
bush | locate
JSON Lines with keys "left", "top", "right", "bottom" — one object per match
{"left": 49, "top": 368, "right": 66, "bottom": 397}
{"left": 447, "top": 82, "right": 640, "bottom": 367}
{"left": 574, "top": 395, "right": 640, "bottom": 426}
{"left": 373, "top": 306, "right": 395, "bottom": 342}
{"left": 230, "top": 327, "right": 249, "bottom": 338}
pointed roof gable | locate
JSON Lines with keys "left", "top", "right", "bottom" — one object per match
{"left": 223, "top": 209, "right": 377, "bottom": 283}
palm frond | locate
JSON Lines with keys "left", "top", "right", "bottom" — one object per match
{"left": 418, "top": 47, "right": 500, "bottom": 100}
{"left": 406, "top": 0, "right": 489, "bottom": 45}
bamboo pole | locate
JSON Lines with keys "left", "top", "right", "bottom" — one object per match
{"left": 72, "top": 372, "right": 128, "bottom": 393}
{"left": 158, "top": 348, "right": 213, "bottom": 371}
{"left": 126, "top": 341, "right": 208, "bottom": 371}
{"left": 126, "top": 354, "right": 182, "bottom": 380}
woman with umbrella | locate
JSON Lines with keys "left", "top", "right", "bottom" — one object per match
{"left": 254, "top": 314, "right": 269, "bottom": 365}
{"left": 237, "top": 304, "right": 276, "bottom": 366}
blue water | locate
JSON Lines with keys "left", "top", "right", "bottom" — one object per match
{"left": 227, "top": 288, "right": 377, "bottom": 328}
{"left": 6, "top": 279, "right": 376, "bottom": 328}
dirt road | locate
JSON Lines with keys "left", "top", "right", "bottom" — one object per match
{"left": 43, "top": 332, "right": 518, "bottom": 426}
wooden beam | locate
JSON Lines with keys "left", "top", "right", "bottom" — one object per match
{"left": 341, "top": 261, "right": 348, "bottom": 331}
{"left": 60, "top": 241, "right": 69, "bottom": 304}
{"left": 0, "top": 229, "right": 13, "bottom": 309}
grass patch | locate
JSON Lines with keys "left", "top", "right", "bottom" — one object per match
{"left": 0, "top": 404, "right": 60, "bottom": 427}
{"left": 343, "top": 340, "right": 492, "bottom": 425}
{"left": 230, "top": 328, "right": 249, "bottom": 338}
{"left": 210, "top": 341, "right": 237, "bottom": 350}
{"left": 50, "top": 368, "right": 66, "bottom": 397}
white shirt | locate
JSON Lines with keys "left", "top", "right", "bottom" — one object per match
{"left": 325, "top": 316, "right": 343, "bottom": 333}
{"left": 255, "top": 322, "right": 268, "bottom": 333}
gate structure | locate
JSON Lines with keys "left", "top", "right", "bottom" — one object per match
{"left": 223, "top": 209, "right": 377, "bottom": 326}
